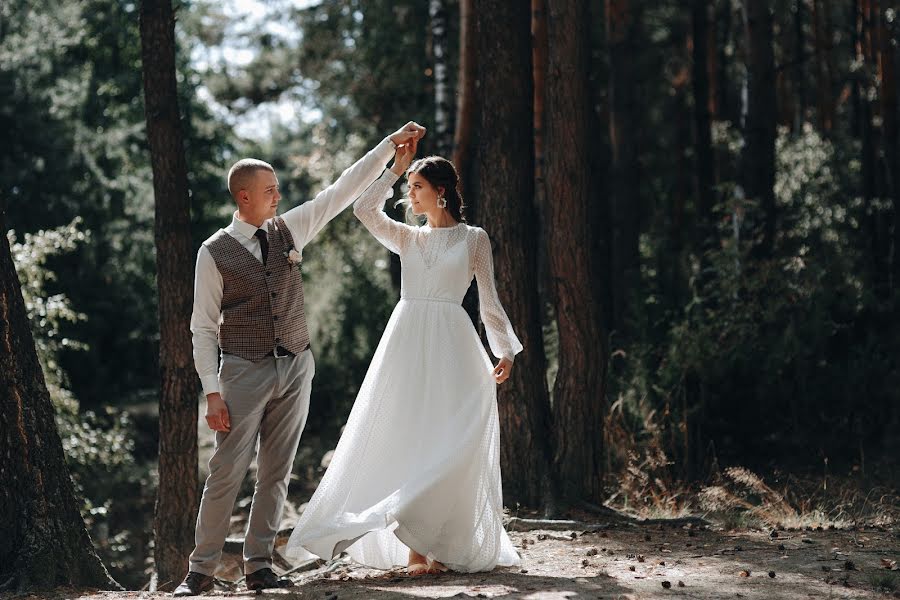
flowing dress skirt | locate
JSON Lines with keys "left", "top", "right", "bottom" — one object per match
{"left": 283, "top": 297, "right": 520, "bottom": 572}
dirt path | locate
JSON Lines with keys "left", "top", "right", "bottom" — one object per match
{"left": 19, "top": 522, "right": 899, "bottom": 600}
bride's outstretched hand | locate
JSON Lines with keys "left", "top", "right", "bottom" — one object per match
{"left": 390, "top": 137, "right": 418, "bottom": 176}
{"left": 492, "top": 358, "right": 513, "bottom": 384}
{"left": 390, "top": 121, "right": 426, "bottom": 147}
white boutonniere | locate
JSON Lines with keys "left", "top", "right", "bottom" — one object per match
{"left": 284, "top": 246, "right": 302, "bottom": 269}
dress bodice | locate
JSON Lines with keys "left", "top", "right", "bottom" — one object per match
{"left": 353, "top": 170, "right": 523, "bottom": 361}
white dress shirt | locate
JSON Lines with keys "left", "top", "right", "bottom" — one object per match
{"left": 190, "top": 137, "right": 396, "bottom": 396}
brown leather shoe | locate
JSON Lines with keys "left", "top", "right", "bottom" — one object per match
{"left": 172, "top": 571, "right": 214, "bottom": 596}
{"left": 245, "top": 567, "right": 294, "bottom": 591}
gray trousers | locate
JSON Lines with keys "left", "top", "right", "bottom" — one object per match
{"left": 189, "top": 349, "right": 314, "bottom": 576}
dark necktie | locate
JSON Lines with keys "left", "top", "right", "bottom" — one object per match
{"left": 254, "top": 229, "right": 269, "bottom": 264}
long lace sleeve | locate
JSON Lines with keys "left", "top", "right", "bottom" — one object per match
{"left": 353, "top": 169, "right": 415, "bottom": 255}
{"left": 473, "top": 227, "right": 523, "bottom": 362}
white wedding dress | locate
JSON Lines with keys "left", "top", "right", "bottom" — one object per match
{"left": 283, "top": 170, "right": 522, "bottom": 572}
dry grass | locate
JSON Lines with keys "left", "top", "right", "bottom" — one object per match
{"left": 601, "top": 392, "right": 899, "bottom": 531}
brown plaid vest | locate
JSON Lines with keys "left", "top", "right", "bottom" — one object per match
{"left": 204, "top": 217, "right": 309, "bottom": 361}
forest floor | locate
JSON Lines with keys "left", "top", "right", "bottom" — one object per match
{"left": 15, "top": 516, "right": 900, "bottom": 600}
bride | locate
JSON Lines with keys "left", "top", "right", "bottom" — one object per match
{"left": 284, "top": 137, "right": 522, "bottom": 575}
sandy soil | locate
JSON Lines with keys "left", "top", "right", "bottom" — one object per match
{"left": 13, "top": 520, "right": 899, "bottom": 600}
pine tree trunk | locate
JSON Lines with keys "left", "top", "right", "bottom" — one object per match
{"left": 812, "top": 0, "right": 835, "bottom": 131}
{"left": 606, "top": 0, "right": 642, "bottom": 341}
{"left": 430, "top": 0, "right": 453, "bottom": 157}
{"left": 545, "top": 0, "right": 606, "bottom": 502}
{"left": 741, "top": 0, "right": 777, "bottom": 256}
{"left": 464, "top": 0, "right": 555, "bottom": 509}
{"left": 533, "top": 0, "right": 548, "bottom": 220}
{"left": 453, "top": 0, "right": 476, "bottom": 192}
{"left": 879, "top": 5, "right": 899, "bottom": 294}
{"left": 140, "top": 0, "right": 199, "bottom": 588}
{"left": 0, "top": 213, "right": 118, "bottom": 592}
{"left": 793, "top": 0, "right": 806, "bottom": 131}
{"left": 692, "top": 0, "right": 716, "bottom": 230}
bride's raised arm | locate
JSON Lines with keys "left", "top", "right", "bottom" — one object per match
{"left": 353, "top": 143, "right": 418, "bottom": 255}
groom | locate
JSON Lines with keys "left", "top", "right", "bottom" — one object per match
{"left": 174, "top": 121, "right": 426, "bottom": 596}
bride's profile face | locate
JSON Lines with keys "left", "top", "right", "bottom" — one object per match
{"left": 407, "top": 172, "right": 444, "bottom": 216}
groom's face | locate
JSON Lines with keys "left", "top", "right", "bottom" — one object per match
{"left": 242, "top": 169, "right": 281, "bottom": 223}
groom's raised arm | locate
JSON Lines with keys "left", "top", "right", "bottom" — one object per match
{"left": 282, "top": 122, "right": 425, "bottom": 249}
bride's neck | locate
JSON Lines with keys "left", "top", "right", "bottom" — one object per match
{"left": 426, "top": 210, "right": 457, "bottom": 228}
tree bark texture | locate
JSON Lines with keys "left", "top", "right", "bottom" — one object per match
{"left": 464, "top": 0, "right": 556, "bottom": 509}
{"left": 545, "top": 0, "right": 607, "bottom": 501}
{"left": 140, "top": 0, "right": 200, "bottom": 588}
{"left": 0, "top": 212, "right": 118, "bottom": 592}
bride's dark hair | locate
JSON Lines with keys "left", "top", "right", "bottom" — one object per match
{"left": 404, "top": 156, "right": 467, "bottom": 223}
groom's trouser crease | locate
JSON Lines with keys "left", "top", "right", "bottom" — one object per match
{"left": 189, "top": 349, "right": 314, "bottom": 576}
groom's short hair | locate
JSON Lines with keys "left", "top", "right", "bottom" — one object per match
{"left": 227, "top": 159, "right": 275, "bottom": 199}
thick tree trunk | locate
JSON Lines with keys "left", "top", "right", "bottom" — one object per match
{"left": 545, "top": 0, "right": 606, "bottom": 502}
{"left": 140, "top": 0, "right": 200, "bottom": 588}
{"left": 464, "top": 0, "right": 555, "bottom": 510}
{"left": 430, "top": 0, "right": 453, "bottom": 157}
{"left": 741, "top": 0, "right": 777, "bottom": 256}
{"left": 606, "top": 0, "right": 642, "bottom": 342}
{"left": 0, "top": 212, "right": 118, "bottom": 592}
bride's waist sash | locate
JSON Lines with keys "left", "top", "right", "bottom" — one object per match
{"left": 400, "top": 295, "right": 460, "bottom": 305}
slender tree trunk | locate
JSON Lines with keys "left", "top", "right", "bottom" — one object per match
{"left": 793, "top": 0, "right": 806, "bottom": 131}
{"left": 812, "top": 0, "right": 835, "bottom": 131}
{"left": 0, "top": 213, "right": 118, "bottom": 593}
{"left": 464, "top": 0, "right": 555, "bottom": 510}
{"left": 452, "top": 0, "right": 480, "bottom": 327}
{"left": 692, "top": 0, "right": 716, "bottom": 232}
{"left": 741, "top": 0, "right": 777, "bottom": 256}
{"left": 533, "top": 0, "right": 548, "bottom": 220}
{"left": 856, "top": 0, "right": 884, "bottom": 293}
{"left": 545, "top": 0, "right": 606, "bottom": 502}
{"left": 877, "top": 4, "right": 898, "bottom": 294}
{"left": 430, "top": 0, "right": 453, "bottom": 157}
{"left": 716, "top": 0, "right": 734, "bottom": 122}
{"left": 606, "top": 0, "right": 642, "bottom": 342}
{"left": 140, "top": 0, "right": 199, "bottom": 588}
{"left": 453, "top": 0, "right": 476, "bottom": 194}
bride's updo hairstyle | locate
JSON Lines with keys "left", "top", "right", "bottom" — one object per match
{"left": 406, "top": 156, "right": 467, "bottom": 223}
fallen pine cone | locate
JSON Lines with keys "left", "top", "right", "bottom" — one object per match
{"left": 661, "top": 581, "right": 672, "bottom": 589}
{"left": 769, "top": 571, "right": 776, "bottom": 578}
{"left": 739, "top": 570, "right": 751, "bottom": 577}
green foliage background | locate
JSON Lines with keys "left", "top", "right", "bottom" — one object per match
{"left": 2, "top": 0, "right": 897, "bottom": 587}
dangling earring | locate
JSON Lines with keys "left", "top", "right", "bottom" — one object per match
{"left": 437, "top": 195, "right": 448, "bottom": 209}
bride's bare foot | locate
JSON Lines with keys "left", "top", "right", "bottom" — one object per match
{"left": 426, "top": 559, "right": 448, "bottom": 574}
{"left": 407, "top": 549, "right": 429, "bottom": 576}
